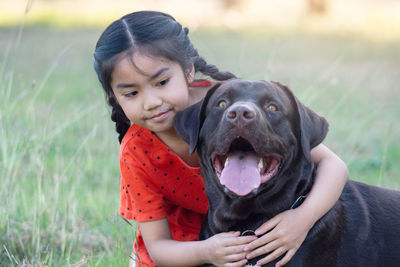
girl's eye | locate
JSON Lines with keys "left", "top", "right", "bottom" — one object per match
{"left": 124, "top": 91, "right": 138, "bottom": 98}
{"left": 217, "top": 100, "right": 227, "bottom": 108}
{"left": 157, "top": 79, "right": 169, "bottom": 86}
{"left": 267, "top": 104, "right": 278, "bottom": 112}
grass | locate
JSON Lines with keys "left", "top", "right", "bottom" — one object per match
{"left": 0, "top": 26, "right": 135, "bottom": 266}
{"left": 1, "top": 25, "right": 399, "bottom": 266}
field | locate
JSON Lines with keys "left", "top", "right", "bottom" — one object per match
{"left": 1, "top": 25, "right": 399, "bottom": 266}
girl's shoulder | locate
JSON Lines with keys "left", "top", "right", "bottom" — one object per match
{"left": 120, "top": 124, "right": 153, "bottom": 155}
{"left": 121, "top": 123, "right": 144, "bottom": 142}
{"left": 120, "top": 124, "right": 198, "bottom": 169}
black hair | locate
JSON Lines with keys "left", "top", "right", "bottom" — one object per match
{"left": 93, "top": 11, "right": 236, "bottom": 143}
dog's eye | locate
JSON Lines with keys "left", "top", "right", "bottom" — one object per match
{"left": 267, "top": 104, "right": 278, "bottom": 112}
{"left": 217, "top": 100, "right": 227, "bottom": 108}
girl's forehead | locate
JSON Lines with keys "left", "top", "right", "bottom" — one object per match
{"left": 114, "top": 51, "right": 176, "bottom": 77}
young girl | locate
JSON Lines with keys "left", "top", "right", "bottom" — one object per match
{"left": 93, "top": 11, "right": 348, "bottom": 267}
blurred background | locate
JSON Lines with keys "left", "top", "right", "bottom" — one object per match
{"left": 1, "top": 0, "right": 399, "bottom": 266}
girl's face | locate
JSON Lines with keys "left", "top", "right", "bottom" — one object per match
{"left": 111, "top": 52, "right": 194, "bottom": 135}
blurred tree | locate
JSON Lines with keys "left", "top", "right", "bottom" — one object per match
{"left": 308, "top": 0, "right": 328, "bottom": 14}
{"left": 221, "top": 0, "right": 243, "bottom": 10}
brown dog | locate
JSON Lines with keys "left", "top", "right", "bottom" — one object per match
{"left": 174, "top": 79, "right": 400, "bottom": 266}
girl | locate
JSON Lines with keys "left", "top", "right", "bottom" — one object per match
{"left": 93, "top": 11, "right": 348, "bottom": 267}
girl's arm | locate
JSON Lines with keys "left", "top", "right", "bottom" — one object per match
{"left": 139, "top": 218, "right": 256, "bottom": 267}
{"left": 300, "top": 143, "right": 348, "bottom": 225}
{"left": 244, "top": 144, "right": 348, "bottom": 266}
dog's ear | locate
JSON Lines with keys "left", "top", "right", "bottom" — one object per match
{"left": 296, "top": 98, "right": 329, "bottom": 161}
{"left": 174, "top": 83, "right": 220, "bottom": 154}
{"left": 273, "top": 82, "right": 329, "bottom": 161}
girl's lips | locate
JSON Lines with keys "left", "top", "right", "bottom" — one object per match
{"left": 149, "top": 109, "right": 172, "bottom": 122}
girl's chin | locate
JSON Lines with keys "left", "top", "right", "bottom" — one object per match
{"left": 146, "top": 121, "right": 175, "bottom": 135}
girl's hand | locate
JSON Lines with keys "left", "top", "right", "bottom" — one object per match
{"left": 244, "top": 209, "right": 314, "bottom": 266}
{"left": 204, "top": 231, "right": 257, "bottom": 267}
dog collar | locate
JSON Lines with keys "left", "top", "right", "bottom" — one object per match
{"left": 241, "top": 230, "right": 256, "bottom": 236}
{"left": 239, "top": 194, "right": 308, "bottom": 237}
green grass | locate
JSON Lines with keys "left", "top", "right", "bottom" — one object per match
{"left": 1, "top": 25, "right": 399, "bottom": 266}
{"left": 0, "top": 26, "right": 135, "bottom": 266}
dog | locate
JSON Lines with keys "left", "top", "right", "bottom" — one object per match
{"left": 174, "top": 79, "right": 400, "bottom": 266}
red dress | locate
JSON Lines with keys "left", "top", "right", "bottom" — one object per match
{"left": 119, "top": 80, "right": 212, "bottom": 266}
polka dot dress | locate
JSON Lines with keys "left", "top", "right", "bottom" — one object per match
{"left": 119, "top": 124, "right": 209, "bottom": 267}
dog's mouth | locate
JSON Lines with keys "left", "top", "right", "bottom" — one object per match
{"left": 212, "top": 137, "right": 280, "bottom": 197}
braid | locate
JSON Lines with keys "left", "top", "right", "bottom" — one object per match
{"left": 108, "top": 96, "right": 131, "bottom": 143}
{"left": 183, "top": 27, "right": 236, "bottom": 81}
{"left": 194, "top": 56, "right": 236, "bottom": 81}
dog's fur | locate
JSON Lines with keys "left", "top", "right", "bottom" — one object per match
{"left": 174, "top": 79, "right": 400, "bottom": 267}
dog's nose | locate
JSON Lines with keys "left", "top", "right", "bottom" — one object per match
{"left": 226, "top": 104, "right": 256, "bottom": 125}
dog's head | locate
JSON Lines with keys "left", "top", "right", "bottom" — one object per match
{"left": 174, "top": 79, "right": 328, "bottom": 198}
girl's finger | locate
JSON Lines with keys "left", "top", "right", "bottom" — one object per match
{"left": 244, "top": 230, "right": 278, "bottom": 251}
{"left": 226, "top": 259, "right": 248, "bottom": 267}
{"left": 276, "top": 249, "right": 296, "bottom": 267}
{"left": 256, "top": 247, "right": 286, "bottom": 266}
{"left": 254, "top": 215, "right": 281, "bottom": 236}
{"left": 246, "top": 240, "right": 281, "bottom": 259}
{"left": 225, "top": 252, "right": 247, "bottom": 262}
{"left": 223, "top": 244, "right": 247, "bottom": 255}
{"left": 237, "top": 235, "right": 258, "bottom": 245}
{"left": 219, "top": 231, "right": 241, "bottom": 237}
{"left": 225, "top": 235, "right": 257, "bottom": 247}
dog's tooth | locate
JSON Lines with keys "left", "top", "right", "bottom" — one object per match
{"left": 224, "top": 156, "right": 230, "bottom": 168}
{"left": 258, "top": 158, "right": 263, "bottom": 171}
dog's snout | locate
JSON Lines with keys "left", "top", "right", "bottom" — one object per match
{"left": 226, "top": 104, "right": 256, "bottom": 125}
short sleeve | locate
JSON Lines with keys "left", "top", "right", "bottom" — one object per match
{"left": 119, "top": 150, "right": 169, "bottom": 221}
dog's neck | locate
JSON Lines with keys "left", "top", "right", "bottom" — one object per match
{"left": 206, "top": 157, "right": 315, "bottom": 233}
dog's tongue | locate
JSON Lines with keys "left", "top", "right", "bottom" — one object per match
{"left": 220, "top": 151, "right": 260, "bottom": 196}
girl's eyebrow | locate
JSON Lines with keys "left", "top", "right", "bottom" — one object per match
{"left": 117, "top": 83, "right": 137, "bottom": 89}
{"left": 150, "top": 67, "right": 169, "bottom": 80}
{"left": 116, "top": 67, "right": 170, "bottom": 90}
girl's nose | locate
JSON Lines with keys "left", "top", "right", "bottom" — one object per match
{"left": 143, "top": 89, "right": 163, "bottom": 111}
